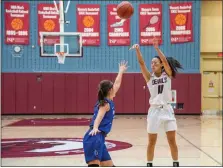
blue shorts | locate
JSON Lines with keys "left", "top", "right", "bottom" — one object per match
{"left": 83, "top": 129, "right": 111, "bottom": 163}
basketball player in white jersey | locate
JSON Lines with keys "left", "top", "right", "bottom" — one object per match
{"left": 131, "top": 38, "right": 183, "bottom": 167}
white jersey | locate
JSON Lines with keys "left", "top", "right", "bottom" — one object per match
{"left": 147, "top": 72, "right": 172, "bottom": 105}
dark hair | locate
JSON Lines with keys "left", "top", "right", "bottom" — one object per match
{"left": 98, "top": 80, "right": 113, "bottom": 106}
{"left": 154, "top": 56, "right": 183, "bottom": 78}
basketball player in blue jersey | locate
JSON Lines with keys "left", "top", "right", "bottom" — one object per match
{"left": 83, "top": 61, "right": 128, "bottom": 167}
{"left": 131, "top": 38, "right": 183, "bottom": 167}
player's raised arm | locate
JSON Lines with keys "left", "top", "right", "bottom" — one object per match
{"left": 152, "top": 37, "right": 183, "bottom": 78}
{"left": 113, "top": 60, "right": 128, "bottom": 94}
{"left": 152, "top": 38, "right": 172, "bottom": 77}
{"left": 130, "top": 44, "right": 151, "bottom": 83}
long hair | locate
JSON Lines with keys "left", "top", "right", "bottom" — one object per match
{"left": 154, "top": 56, "right": 183, "bottom": 78}
{"left": 97, "top": 80, "right": 113, "bottom": 106}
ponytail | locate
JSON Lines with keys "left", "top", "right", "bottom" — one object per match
{"left": 166, "top": 57, "right": 183, "bottom": 78}
{"left": 154, "top": 56, "right": 183, "bottom": 78}
{"left": 97, "top": 80, "right": 114, "bottom": 106}
{"left": 98, "top": 89, "right": 106, "bottom": 106}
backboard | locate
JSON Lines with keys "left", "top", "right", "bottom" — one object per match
{"left": 39, "top": 32, "right": 83, "bottom": 57}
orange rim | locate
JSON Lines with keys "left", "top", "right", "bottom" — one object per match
{"left": 56, "top": 52, "right": 65, "bottom": 56}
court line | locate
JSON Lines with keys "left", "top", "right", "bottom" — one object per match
{"left": 177, "top": 132, "right": 222, "bottom": 166}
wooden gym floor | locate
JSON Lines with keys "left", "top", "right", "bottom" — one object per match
{"left": 1, "top": 115, "right": 222, "bottom": 166}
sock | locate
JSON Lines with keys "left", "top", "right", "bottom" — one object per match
{"left": 173, "top": 160, "right": 179, "bottom": 167}
{"left": 88, "top": 164, "right": 99, "bottom": 167}
{"left": 147, "top": 161, "right": 153, "bottom": 167}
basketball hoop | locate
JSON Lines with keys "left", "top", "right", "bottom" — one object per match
{"left": 56, "top": 52, "right": 66, "bottom": 64}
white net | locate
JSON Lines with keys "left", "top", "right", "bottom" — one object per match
{"left": 56, "top": 52, "right": 66, "bottom": 64}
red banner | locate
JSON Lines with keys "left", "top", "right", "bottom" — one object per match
{"left": 4, "top": 2, "right": 30, "bottom": 45}
{"left": 169, "top": 2, "right": 193, "bottom": 43}
{"left": 38, "top": 3, "right": 60, "bottom": 45}
{"left": 139, "top": 4, "right": 162, "bottom": 45}
{"left": 76, "top": 4, "right": 100, "bottom": 46}
{"left": 107, "top": 4, "right": 130, "bottom": 46}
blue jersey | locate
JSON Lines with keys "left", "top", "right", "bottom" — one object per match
{"left": 89, "top": 98, "right": 115, "bottom": 134}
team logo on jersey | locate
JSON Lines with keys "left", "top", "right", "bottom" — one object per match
{"left": 152, "top": 77, "right": 167, "bottom": 85}
{"left": 1, "top": 138, "right": 132, "bottom": 158}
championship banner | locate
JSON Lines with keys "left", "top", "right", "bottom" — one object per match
{"left": 4, "top": 2, "right": 30, "bottom": 45}
{"left": 139, "top": 4, "right": 162, "bottom": 45}
{"left": 38, "top": 3, "right": 60, "bottom": 45}
{"left": 107, "top": 4, "right": 130, "bottom": 46}
{"left": 76, "top": 4, "right": 100, "bottom": 46}
{"left": 169, "top": 2, "right": 193, "bottom": 43}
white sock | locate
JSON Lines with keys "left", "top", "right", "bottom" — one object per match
{"left": 173, "top": 160, "right": 179, "bottom": 162}
{"left": 147, "top": 161, "right": 153, "bottom": 163}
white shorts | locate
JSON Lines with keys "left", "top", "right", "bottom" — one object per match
{"left": 147, "top": 104, "right": 177, "bottom": 134}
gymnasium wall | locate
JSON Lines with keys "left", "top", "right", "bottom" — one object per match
{"left": 200, "top": 1, "right": 222, "bottom": 53}
{"left": 200, "top": 1, "right": 222, "bottom": 113}
{"left": 1, "top": 0, "right": 202, "bottom": 114}
{"left": 1, "top": 0, "right": 201, "bottom": 73}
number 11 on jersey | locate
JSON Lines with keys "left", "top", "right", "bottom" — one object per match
{"left": 158, "top": 85, "right": 164, "bottom": 94}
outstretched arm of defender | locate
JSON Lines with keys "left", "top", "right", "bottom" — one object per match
{"left": 89, "top": 104, "right": 110, "bottom": 136}
{"left": 131, "top": 44, "right": 151, "bottom": 83}
{"left": 113, "top": 61, "right": 128, "bottom": 94}
{"left": 153, "top": 38, "right": 172, "bottom": 77}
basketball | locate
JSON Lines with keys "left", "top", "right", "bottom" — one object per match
{"left": 117, "top": 1, "right": 134, "bottom": 19}
{"left": 44, "top": 20, "right": 55, "bottom": 31}
{"left": 175, "top": 14, "right": 187, "bottom": 26}
{"left": 83, "top": 16, "right": 95, "bottom": 27}
{"left": 11, "top": 18, "right": 23, "bottom": 30}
